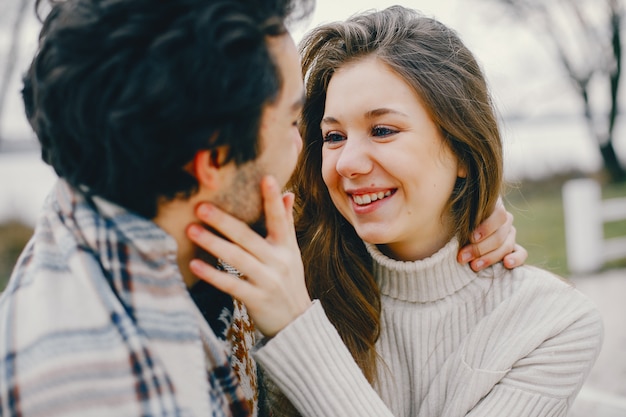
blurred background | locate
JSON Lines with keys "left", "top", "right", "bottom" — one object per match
{"left": 1, "top": 0, "right": 625, "bottom": 415}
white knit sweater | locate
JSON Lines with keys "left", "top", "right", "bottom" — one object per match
{"left": 254, "top": 239, "right": 603, "bottom": 417}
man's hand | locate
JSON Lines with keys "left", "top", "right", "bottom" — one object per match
{"left": 457, "top": 199, "right": 528, "bottom": 271}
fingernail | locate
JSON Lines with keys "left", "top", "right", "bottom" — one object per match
{"left": 188, "top": 224, "right": 202, "bottom": 238}
{"left": 189, "top": 259, "right": 203, "bottom": 273}
{"left": 460, "top": 251, "right": 472, "bottom": 262}
{"left": 473, "top": 232, "right": 482, "bottom": 242}
{"left": 197, "top": 204, "right": 212, "bottom": 218}
{"left": 264, "top": 175, "right": 278, "bottom": 190}
{"left": 475, "top": 260, "right": 485, "bottom": 269}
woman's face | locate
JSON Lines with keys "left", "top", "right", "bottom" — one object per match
{"left": 320, "top": 56, "right": 465, "bottom": 261}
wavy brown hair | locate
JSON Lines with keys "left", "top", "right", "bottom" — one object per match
{"left": 275, "top": 5, "right": 503, "bottom": 415}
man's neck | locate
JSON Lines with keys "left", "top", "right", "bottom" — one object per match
{"left": 152, "top": 198, "right": 214, "bottom": 288}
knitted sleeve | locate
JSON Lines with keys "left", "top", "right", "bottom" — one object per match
{"left": 252, "top": 301, "right": 394, "bottom": 417}
{"left": 440, "top": 270, "right": 604, "bottom": 417}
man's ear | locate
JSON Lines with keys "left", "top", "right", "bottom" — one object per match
{"left": 187, "top": 146, "right": 230, "bottom": 190}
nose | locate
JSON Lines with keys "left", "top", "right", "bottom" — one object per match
{"left": 335, "top": 136, "right": 372, "bottom": 179}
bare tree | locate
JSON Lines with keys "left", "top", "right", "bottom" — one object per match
{"left": 487, "top": 0, "right": 626, "bottom": 182}
{"left": 0, "top": 0, "right": 31, "bottom": 145}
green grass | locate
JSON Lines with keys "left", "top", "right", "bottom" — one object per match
{"left": 1, "top": 176, "right": 625, "bottom": 291}
{"left": 0, "top": 221, "right": 34, "bottom": 291}
{"left": 600, "top": 181, "right": 626, "bottom": 270}
{"left": 504, "top": 176, "right": 626, "bottom": 277}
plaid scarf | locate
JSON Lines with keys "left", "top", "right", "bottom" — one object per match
{"left": 0, "top": 180, "right": 251, "bottom": 416}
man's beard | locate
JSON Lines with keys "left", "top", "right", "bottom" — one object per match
{"left": 194, "top": 160, "right": 269, "bottom": 267}
{"left": 219, "top": 159, "right": 267, "bottom": 236}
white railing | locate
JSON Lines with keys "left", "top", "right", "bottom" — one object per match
{"left": 562, "top": 178, "right": 626, "bottom": 275}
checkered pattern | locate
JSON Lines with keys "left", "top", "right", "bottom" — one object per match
{"left": 0, "top": 180, "right": 251, "bottom": 416}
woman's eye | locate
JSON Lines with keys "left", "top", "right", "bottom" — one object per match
{"left": 372, "top": 126, "right": 397, "bottom": 137}
{"left": 323, "top": 132, "right": 346, "bottom": 143}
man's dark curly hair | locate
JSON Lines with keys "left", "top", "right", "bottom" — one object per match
{"left": 22, "top": 0, "right": 313, "bottom": 218}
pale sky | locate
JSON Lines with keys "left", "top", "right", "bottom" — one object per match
{"left": 0, "top": 0, "right": 578, "bottom": 142}
{"left": 290, "top": 0, "right": 576, "bottom": 118}
{"left": 0, "top": 0, "right": 611, "bottom": 222}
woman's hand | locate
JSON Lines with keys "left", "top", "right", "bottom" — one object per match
{"left": 186, "top": 175, "right": 312, "bottom": 337}
{"left": 457, "top": 199, "right": 528, "bottom": 271}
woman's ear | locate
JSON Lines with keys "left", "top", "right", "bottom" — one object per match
{"left": 187, "top": 146, "right": 230, "bottom": 190}
{"left": 457, "top": 161, "right": 468, "bottom": 179}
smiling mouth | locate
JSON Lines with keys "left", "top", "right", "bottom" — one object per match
{"left": 351, "top": 190, "right": 394, "bottom": 206}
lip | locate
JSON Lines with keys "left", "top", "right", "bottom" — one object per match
{"left": 346, "top": 188, "right": 396, "bottom": 214}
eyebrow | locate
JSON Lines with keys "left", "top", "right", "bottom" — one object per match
{"left": 320, "top": 116, "right": 339, "bottom": 126}
{"left": 321, "top": 107, "right": 408, "bottom": 126}
{"left": 364, "top": 108, "right": 409, "bottom": 119}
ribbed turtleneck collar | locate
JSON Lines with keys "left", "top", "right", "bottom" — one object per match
{"left": 365, "top": 238, "right": 477, "bottom": 303}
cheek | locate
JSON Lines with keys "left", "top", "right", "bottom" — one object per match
{"left": 431, "top": 145, "right": 460, "bottom": 178}
{"left": 320, "top": 152, "right": 336, "bottom": 188}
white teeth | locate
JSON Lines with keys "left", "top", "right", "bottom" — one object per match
{"left": 352, "top": 190, "right": 393, "bottom": 206}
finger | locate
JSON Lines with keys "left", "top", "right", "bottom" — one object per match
{"left": 479, "top": 211, "right": 513, "bottom": 254}
{"left": 195, "top": 202, "right": 267, "bottom": 254}
{"left": 458, "top": 219, "right": 509, "bottom": 263}
{"left": 282, "top": 192, "right": 295, "bottom": 222}
{"left": 189, "top": 258, "right": 258, "bottom": 303}
{"left": 186, "top": 223, "right": 264, "bottom": 283}
{"left": 458, "top": 201, "right": 510, "bottom": 263}
{"left": 468, "top": 210, "right": 514, "bottom": 261}
{"left": 262, "top": 176, "right": 292, "bottom": 242}
{"left": 468, "top": 226, "right": 516, "bottom": 271}
{"left": 471, "top": 199, "right": 508, "bottom": 243}
{"left": 282, "top": 192, "right": 296, "bottom": 235}
{"left": 503, "top": 243, "right": 528, "bottom": 269}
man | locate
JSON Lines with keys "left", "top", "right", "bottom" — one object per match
{"left": 0, "top": 0, "right": 311, "bottom": 415}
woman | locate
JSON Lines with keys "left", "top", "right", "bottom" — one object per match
{"left": 187, "top": 6, "right": 603, "bottom": 417}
